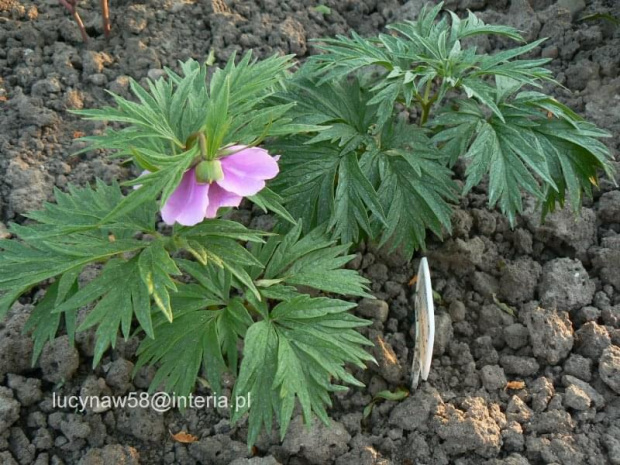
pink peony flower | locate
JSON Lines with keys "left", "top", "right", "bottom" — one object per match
{"left": 160, "top": 145, "right": 279, "bottom": 226}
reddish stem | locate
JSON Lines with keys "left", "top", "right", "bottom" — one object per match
{"left": 58, "top": 0, "right": 89, "bottom": 42}
{"left": 100, "top": 0, "right": 111, "bottom": 38}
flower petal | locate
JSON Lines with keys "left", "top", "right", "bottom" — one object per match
{"left": 205, "top": 183, "right": 243, "bottom": 218}
{"left": 161, "top": 168, "right": 210, "bottom": 226}
{"left": 217, "top": 146, "right": 279, "bottom": 196}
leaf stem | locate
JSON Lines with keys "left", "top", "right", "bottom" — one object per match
{"left": 198, "top": 133, "right": 210, "bottom": 160}
{"left": 419, "top": 80, "right": 434, "bottom": 126}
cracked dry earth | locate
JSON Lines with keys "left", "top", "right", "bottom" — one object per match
{"left": 1, "top": 0, "right": 620, "bottom": 464}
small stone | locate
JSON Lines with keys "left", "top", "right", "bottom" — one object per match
{"left": 502, "top": 422, "right": 525, "bottom": 453}
{"left": 472, "top": 209, "right": 497, "bottom": 236}
{"left": 452, "top": 209, "right": 473, "bottom": 237}
{"left": 281, "top": 416, "right": 350, "bottom": 465}
{"left": 6, "top": 375, "right": 42, "bottom": 407}
{"left": 31, "top": 77, "right": 62, "bottom": 97}
{"left": 525, "top": 207, "right": 596, "bottom": 261}
{"left": 500, "top": 355, "right": 540, "bottom": 377}
{"left": 563, "top": 353, "right": 592, "bottom": 381}
{"left": 366, "top": 263, "right": 389, "bottom": 283}
{"left": 471, "top": 272, "right": 499, "bottom": 298}
{"left": 109, "top": 75, "right": 130, "bottom": 94}
{"left": 434, "top": 397, "right": 502, "bottom": 458}
{"left": 541, "top": 46, "right": 559, "bottom": 59}
{"left": 32, "top": 427, "right": 53, "bottom": 450}
{"left": 147, "top": 68, "right": 166, "bottom": 81}
{"left": 506, "top": 396, "right": 533, "bottom": 424}
{"left": 39, "top": 335, "right": 79, "bottom": 383}
{"left": 188, "top": 435, "right": 247, "bottom": 464}
{"left": 449, "top": 301, "right": 466, "bottom": 322}
{"left": 0, "top": 452, "right": 18, "bottom": 465}
{"left": 530, "top": 377, "right": 554, "bottom": 413}
{"left": 512, "top": 228, "right": 533, "bottom": 255}
{"left": 591, "top": 246, "right": 620, "bottom": 291}
{"left": 356, "top": 299, "right": 389, "bottom": 322}
{"left": 603, "top": 426, "right": 620, "bottom": 465}
{"left": 575, "top": 321, "right": 611, "bottom": 360}
{"left": 528, "top": 410, "right": 574, "bottom": 434}
{"left": 547, "top": 393, "right": 563, "bottom": 411}
{"left": 369, "top": 331, "right": 404, "bottom": 385}
{"left": 480, "top": 365, "right": 507, "bottom": 391}
{"left": 574, "top": 306, "right": 602, "bottom": 326}
{"left": 89, "top": 73, "right": 108, "bottom": 86}
{"left": 525, "top": 306, "right": 574, "bottom": 365}
{"left": 7, "top": 158, "right": 53, "bottom": 215}
{"left": 567, "top": 59, "right": 601, "bottom": 91}
{"left": 504, "top": 324, "right": 529, "bottom": 350}
{"left": 60, "top": 414, "right": 91, "bottom": 441}
{"left": 538, "top": 258, "right": 595, "bottom": 311}
{"left": 562, "top": 375, "right": 606, "bottom": 409}
{"left": 500, "top": 258, "right": 541, "bottom": 305}
{"left": 472, "top": 336, "right": 499, "bottom": 366}
{"left": 345, "top": 252, "right": 362, "bottom": 270}
{"left": 602, "top": 304, "right": 620, "bottom": 328}
{"left": 79, "top": 445, "right": 140, "bottom": 465}
{"left": 557, "top": 0, "right": 586, "bottom": 19}
{"left": 116, "top": 407, "right": 165, "bottom": 442}
{"left": 388, "top": 385, "right": 443, "bottom": 432}
{"left": 0, "top": 389, "right": 20, "bottom": 434}
{"left": 384, "top": 281, "right": 403, "bottom": 299}
{"left": 564, "top": 384, "right": 591, "bottom": 410}
{"left": 79, "top": 376, "right": 113, "bottom": 414}
{"left": 105, "top": 359, "right": 134, "bottom": 395}
{"left": 433, "top": 312, "right": 453, "bottom": 356}
{"left": 598, "top": 191, "right": 620, "bottom": 223}
{"left": 599, "top": 345, "right": 620, "bottom": 394}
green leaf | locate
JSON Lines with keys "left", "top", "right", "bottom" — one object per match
{"left": 256, "top": 223, "right": 371, "bottom": 298}
{"left": 52, "top": 257, "right": 149, "bottom": 366}
{"left": 135, "top": 302, "right": 229, "bottom": 397}
{"left": 138, "top": 241, "right": 182, "bottom": 322}
{"left": 436, "top": 86, "right": 614, "bottom": 223}
{"left": 248, "top": 188, "right": 296, "bottom": 225}
{"left": 232, "top": 295, "right": 374, "bottom": 447}
{"left": 22, "top": 279, "right": 78, "bottom": 364}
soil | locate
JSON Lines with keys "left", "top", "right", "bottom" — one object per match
{"left": 1, "top": 0, "right": 620, "bottom": 464}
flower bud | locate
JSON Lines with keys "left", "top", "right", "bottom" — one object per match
{"left": 194, "top": 159, "right": 224, "bottom": 184}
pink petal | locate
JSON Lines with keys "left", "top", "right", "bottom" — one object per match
{"left": 222, "top": 146, "right": 280, "bottom": 179}
{"left": 160, "top": 168, "right": 210, "bottom": 226}
{"left": 216, "top": 173, "right": 267, "bottom": 197}
{"left": 205, "top": 183, "right": 243, "bottom": 218}
{"left": 217, "top": 146, "right": 279, "bottom": 196}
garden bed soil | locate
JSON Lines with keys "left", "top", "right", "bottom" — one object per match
{"left": 1, "top": 0, "right": 620, "bottom": 464}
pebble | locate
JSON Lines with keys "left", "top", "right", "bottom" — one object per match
{"left": 356, "top": 298, "right": 389, "bottom": 322}
{"left": 599, "top": 345, "right": 620, "bottom": 394}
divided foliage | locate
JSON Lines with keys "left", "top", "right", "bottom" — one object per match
{"left": 0, "top": 182, "right": 373, "bottom": 447}
{"left": 0, "top": 53, "right": 373, "bottom": 447}
{"left": 72, "top": 52, "right": 321, "bottom": 221}
{"left": 0, "top": 1, "right": 615, "bottom": 451}
{"left": 270, "top": 1, "right": 614, "bottom": 257}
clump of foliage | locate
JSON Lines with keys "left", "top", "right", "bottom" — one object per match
{"left": 0, "top": 2, "right": 614, "bottom": 448}
{"left": 270, "top": 2, "right": 614, "bottom": 257}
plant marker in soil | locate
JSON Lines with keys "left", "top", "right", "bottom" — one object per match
{"left": 411, "top": 257, "right": 435, "bottom": 390}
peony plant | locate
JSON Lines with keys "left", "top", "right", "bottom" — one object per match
{"left": 269, "top": 2, "right": 615, "bottom": 258}
{"left": 0, "top": 53, "right": 373, "bottom": 447}
{"left": 0, "top": 2, "right": 615, "bottom": 448}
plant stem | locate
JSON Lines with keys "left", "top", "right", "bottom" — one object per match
{"left": 198, "top": 133, "right": 208, "bottom": 160}
{"left": 419, "top": 80, "right": 434, "bottom": 126}
{"left": 100, "top": 0, "right": 111, "bottom": 38}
